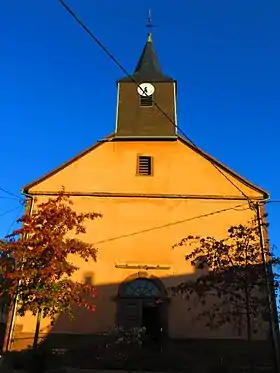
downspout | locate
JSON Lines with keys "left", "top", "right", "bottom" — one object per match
{"left": 256, "top": 201, "right": 280, "bottom": 373}
{"left": 5, "top": 191, "right": 35, "bottom": 352}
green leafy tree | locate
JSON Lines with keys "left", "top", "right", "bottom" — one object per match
{"left": 0, "top": 191, "right": 101, "bottom": 348}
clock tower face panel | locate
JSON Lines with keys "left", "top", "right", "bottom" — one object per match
{"left": 137, "top": 83, "right": 155, "bottom": 97}
{"left": 116, "top": 81, "right": 177, "bottom": 138}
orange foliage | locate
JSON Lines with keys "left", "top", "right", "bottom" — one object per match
{"left": 1, "top": 191, "right": 101, "bottom": 323}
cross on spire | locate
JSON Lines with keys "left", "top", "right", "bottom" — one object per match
{"left": 118, "top": 10, "right": 173, "bottom": 83}
{"left": 146, "top": 10, "right": 154, "bottom": 29}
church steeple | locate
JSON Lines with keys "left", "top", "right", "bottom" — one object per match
{"left": 119, "top": 33, "right": 174, "bottom": 83}
{"left": 115, "top": 32, "right": 177, "bottom": 139}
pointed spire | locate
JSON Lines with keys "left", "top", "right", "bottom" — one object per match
{"left": 118, "top": 12, "right": 173, "bottom": 83}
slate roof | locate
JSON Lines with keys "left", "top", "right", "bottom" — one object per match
{"left": 118, "top": 33, "right": 174, "bottom": 83}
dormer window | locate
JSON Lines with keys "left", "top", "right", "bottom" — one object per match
{"left": 140, "top": 95, "right": 153, "bottom": 107}
{"left": 137, "top": 156, "right": 152, "bottom": 176}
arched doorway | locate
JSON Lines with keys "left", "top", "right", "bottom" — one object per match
{"left": 117, "top": 276, "right": 168, "bottom": 341}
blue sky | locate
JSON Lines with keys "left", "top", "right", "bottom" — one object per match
{"left": 0, "top": 0, "right": 279, "bottom": 247}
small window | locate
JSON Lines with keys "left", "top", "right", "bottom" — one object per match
{"left": 137, "top": 156, "right": 152, "bottom": 176}
{"left": 140, "top": 95, "right": 153, "bottom": 107}
{"left": 84, "top": 272, "right": 94, "bottom": 285}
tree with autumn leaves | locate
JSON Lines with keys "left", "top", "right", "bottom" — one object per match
{"left": 0, "top": 191, "right": 101, "bottom": 348}
{"left": 172, "top": 216, "right": 280, "bottom": 370}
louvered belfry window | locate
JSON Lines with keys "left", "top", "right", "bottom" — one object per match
{"left": 140, "top": 95, "right": 153, "bottom": 107}
{"left": 137, "top": 156, "right": 152, "bottom": 176}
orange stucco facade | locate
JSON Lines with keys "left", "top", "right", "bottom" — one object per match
{"left": 7, "top": 33, "right": 271, "bottom": 352}
{"left": 9, "top": 137, "right": 269, "bottom": 350}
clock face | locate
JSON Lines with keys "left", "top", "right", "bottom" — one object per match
{"left": 137, "top": 83, "right": 155, "bottom": 97}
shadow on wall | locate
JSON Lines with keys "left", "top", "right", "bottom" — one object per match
{"left": 13, "top": 272, "right": 194, "bottom": 348}
{"left": 6, "top": 270, "right": 276, "bottom": 371}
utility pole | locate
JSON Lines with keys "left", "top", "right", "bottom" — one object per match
{"left": 256, "top": 202, "right": 280, "bottom": 373}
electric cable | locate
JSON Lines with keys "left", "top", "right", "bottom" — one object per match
{"left": 5, "top": 204, "right": 25, "bottom": 236}
{"left": 56, "top": 7, "right": 279, "bottom": 368}
{"left": 0, "top": 204, "right": 23, "bottom": 219}
{"left": 0, "top": 187, "right": 23, "bottom": 201}
{"left": 93, "top": 202, "right": 249, "bottom": 245}
{"left": 58, "top": 0, "right": 261, "bottom": 209}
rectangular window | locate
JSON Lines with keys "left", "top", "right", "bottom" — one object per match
{"left": 137, "top": 156, "right": 152, "bottom": 176}
{"left": 140, "top": 95, "right": 153, "bottom": 107}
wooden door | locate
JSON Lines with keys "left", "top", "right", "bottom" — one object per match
{"left": 117, "top": 299, "right": 142, "bottom": 329}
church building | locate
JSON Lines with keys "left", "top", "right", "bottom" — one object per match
{"left": 6, "top": 31, "right": 276, "bottom": 368}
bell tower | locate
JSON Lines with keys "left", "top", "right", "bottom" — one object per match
{"left": 115, "top": 32, "right": 177, "bottom": 139}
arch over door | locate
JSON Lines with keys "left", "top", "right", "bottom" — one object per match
{"left": 122, "top": 278, "right": 162, "bottom": 298}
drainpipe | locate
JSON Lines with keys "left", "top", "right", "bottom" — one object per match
{"left": 5, "top": 191, "right": 35, "bottom": 352}
{"left": 256, "top": 201, "right": 280, "bottom": 373}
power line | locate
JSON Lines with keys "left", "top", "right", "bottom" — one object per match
{"left": 0, "top": 196, "right": 20, "bottom": 201}
{"left": 0, "top": 187, "right": 23, "bottom": 201}
{"left": 6, "top": 204, "right": 24, "bottom": 236}
{"left": 0, "top": 204, "right": 23, "bottom": 219}
{"left": 93, "top": 203, "right": 249, "bottom": 245}
{"left": 55, "top": 6, "right": 278, "bottom": 365}
{"left": 58, "top": 0, "right": 259, "bottom": 208}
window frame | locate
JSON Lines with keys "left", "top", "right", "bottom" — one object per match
{"left": 139, "top": 94, "right": 154, "bottom": 107}
{"left": 136, "top": 155, "right": 153, "bottom": 176}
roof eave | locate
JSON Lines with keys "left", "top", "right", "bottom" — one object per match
{"left": 22, "top": 133, "right": 115, "bottom": 194}
{"left": 117, "top": 75, "right": 175, "bottom": 83}
{"left": 178, "top": 135, "right": 270, "bottom": 200}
